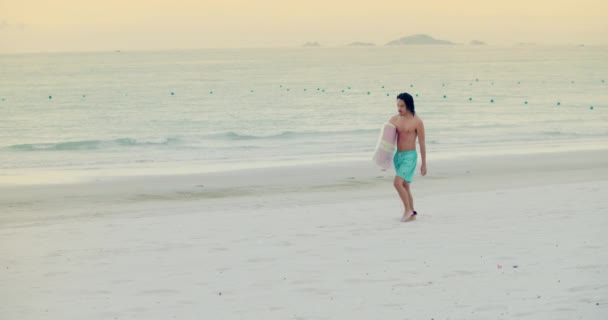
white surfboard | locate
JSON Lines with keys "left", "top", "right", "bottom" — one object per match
{"left": 372, "top": 122, "right": 397, "bottom": 170}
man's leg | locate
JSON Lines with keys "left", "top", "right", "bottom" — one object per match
{"left": 403, "top": 181, "right": 416, "bottom": 220}
{"left": 402, "top": 181, "right": 414, "bottom": 210}
{"left": 393, "top": 176, "right": 414, "bottom": 221}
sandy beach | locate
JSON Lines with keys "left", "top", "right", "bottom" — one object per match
{"left": 1, "top": 146, "right": 608, "bottom": 319}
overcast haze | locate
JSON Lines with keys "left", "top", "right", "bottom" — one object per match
{"left": 1, "top": 0, "right": 607, "bottom": 53}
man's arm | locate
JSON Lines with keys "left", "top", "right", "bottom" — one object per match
{"left": 418, "top": 118, "right": 427, "bottom": 176}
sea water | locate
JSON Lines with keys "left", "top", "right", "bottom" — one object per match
{"left": 1, "top": 46, "right": 607, "bottom": 183}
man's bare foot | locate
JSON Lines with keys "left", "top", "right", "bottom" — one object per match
{"left": 400, "top": 211, "right": 415, "bottom": 222}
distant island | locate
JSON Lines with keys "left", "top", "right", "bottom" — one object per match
{"left": 302, "top": 42, "right": 321, "bottom": 47}
{"left": 385, "top": 34, "right": 454, "bottom": 45}
{"left": 346, "top": 42, "right": 375, "bottom": 46}
{"left": 470, "top": 40, "right": 486, "bottom": 45}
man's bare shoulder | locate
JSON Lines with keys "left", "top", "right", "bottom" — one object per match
{"left": 389, "top": 115, "right": 399, "bottom": 125}
{"left": 414, "top": 115, "right": 424, "bottom": 124}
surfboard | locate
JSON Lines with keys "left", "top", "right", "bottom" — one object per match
{"left": 372, "top": 122, "right": 397, "bottom": 170}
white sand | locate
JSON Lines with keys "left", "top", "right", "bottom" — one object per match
{"left": 1, "top": 148, "right": 608, "bottom": 319}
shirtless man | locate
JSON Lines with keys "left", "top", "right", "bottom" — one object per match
{"left": 389, "top": 92, "right": 427, "bottom": 222}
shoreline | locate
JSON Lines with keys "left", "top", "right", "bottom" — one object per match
{"left": 2, "top": 147, "right": 607, "bottom": 227}
{"left": 2, "top": 137, "right": 607, "bottom": 187}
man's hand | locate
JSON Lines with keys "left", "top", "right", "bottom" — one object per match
{"left": 421, "top": 163, "right": 427, "bottom": 176}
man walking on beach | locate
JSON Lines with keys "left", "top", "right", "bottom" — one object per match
{"left": 390, "top": 92, "right": 427, "bottom": 222}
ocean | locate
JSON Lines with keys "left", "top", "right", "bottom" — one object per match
{"left": 1, "top": 46, "right": 607, "bottom": 183}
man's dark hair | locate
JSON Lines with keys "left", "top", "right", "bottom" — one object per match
{"left": 397, "top": 92, "right": 415, "bottom": 115}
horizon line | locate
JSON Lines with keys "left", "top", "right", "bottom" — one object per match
{"left": 2, "top": 43, "right": 606, "bottom": 55}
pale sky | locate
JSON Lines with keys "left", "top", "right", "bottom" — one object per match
{"left": 1, "top": 0, "right": 607, "bottom": 53}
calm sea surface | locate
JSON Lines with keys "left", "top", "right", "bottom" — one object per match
{"left": 1, "top": 46, "right": 607, "bottom": 182}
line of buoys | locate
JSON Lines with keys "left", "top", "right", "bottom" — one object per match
{"left": 22, "top": 82, "right": 607, "bottom": 105}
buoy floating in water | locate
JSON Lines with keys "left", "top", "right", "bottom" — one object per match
{"left": 415, "top": 93, "right": 419, "bottom": 97}
{"left": 367, "top": 92, "right": 371, "bottom": 95}
{"left": 171, "top": 92, "right": 174, "bottom": 95}
{"left": 524, "top": 101, "right": 528, "bottom": 105}
{"left": 49, "top": 95, "right": 52, "bottom": 99}
{"left": 557, "top": 102, "right": 561, "bottom": 106}
{"left": 590, "top": 106, "right": 594, "bottom": 110}
{"left": 443, "top": 95, "right": 447, "bottom": 98}
{"left": 386, "top": 93, "right": 390, "bottom": 96}
{"left": 490, "top": 99, "right": 494, "bottom": 103}
{"left": 410, "top": 84, "right": 413, "bottom": 88}
{"left": 348, "top": 86, "right": 351, "bottom": 90}
{"left": 469, "top": 97, "right": 472, "bottom": 101}
{"left": 475, "top": 78, "right": 479, "bottom": 82}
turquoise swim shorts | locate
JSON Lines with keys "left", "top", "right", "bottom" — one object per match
{"left": 393, "top": 150, "right": 417, "bottom": 183}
